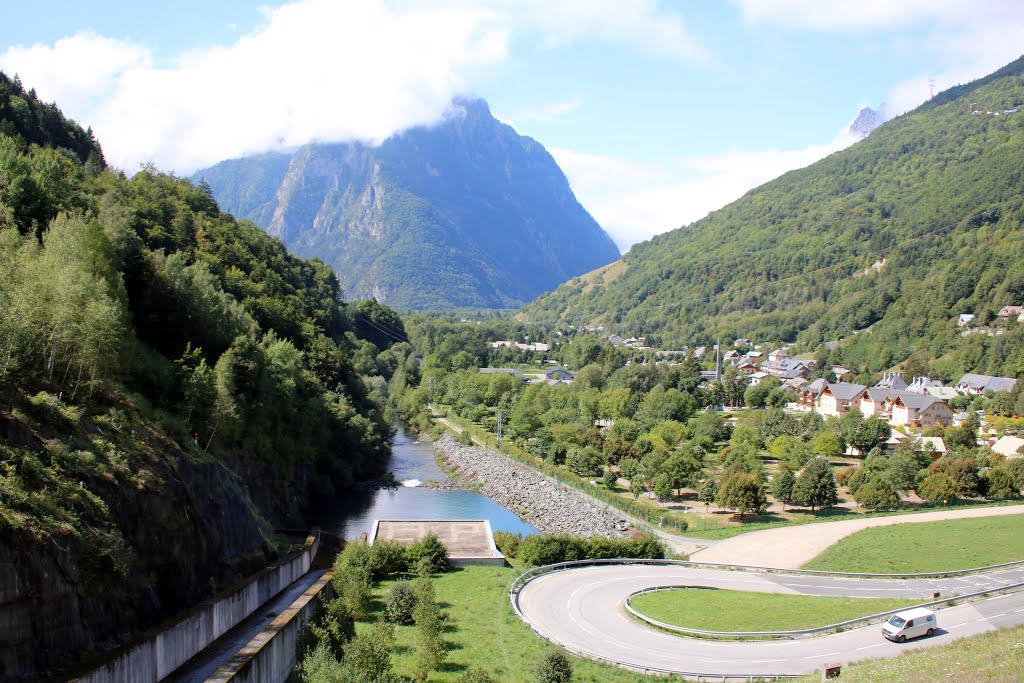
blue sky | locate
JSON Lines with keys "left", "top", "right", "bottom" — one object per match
{"left": 2, "top": 1, "right": 1022, "bottom": 250}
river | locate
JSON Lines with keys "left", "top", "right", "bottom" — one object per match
{"left": 311, "top": 427, "right": 537, "bottom": 539}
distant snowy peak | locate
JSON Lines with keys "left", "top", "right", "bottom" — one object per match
{"left": 849, "top": 106, "right": 887, "bottom": 139}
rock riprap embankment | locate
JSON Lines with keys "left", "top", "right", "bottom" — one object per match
{"left": 435, "top": 433, "right": 629, "bottom": 538}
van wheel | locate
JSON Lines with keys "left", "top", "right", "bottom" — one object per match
{"left": 897, "top": 635, "right": 906, "bottom": 643}
{"left": 926, "top": 628, "right": 934, "bottom": 637}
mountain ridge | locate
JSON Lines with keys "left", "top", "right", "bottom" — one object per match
{"left": 520, "top": 55, "right": 1024, "bottom": 381}
{"left": 196, "top": 98, "right": 620, "bottom": 309}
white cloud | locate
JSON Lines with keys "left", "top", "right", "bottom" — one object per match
{"left": 551, "top": 127, "right": 860, "bottom": 251}
{"left": 0, "top": 0, "right": 704, "bottom": 173}
{"left": 0, "top": 32, "right": 149, "bottom": 117}
{"left": 731, "top": 0, "right": 1024, "bottom": 31}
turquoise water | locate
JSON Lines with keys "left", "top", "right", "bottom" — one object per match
{"left": 313, "top": 428, "right": 538, "bottom": 540}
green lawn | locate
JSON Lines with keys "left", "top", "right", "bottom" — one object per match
{"left": 357, "top": 563, "right": 650, "bottom": 683}
{"left": 790, "top": 622, "right": 1024, "bottom": 683}
{"left": 802, "top": 514, "right": 1024, "bottom": 573}
{"left": 628, "top": 588, "right": 917, "bottom": 632}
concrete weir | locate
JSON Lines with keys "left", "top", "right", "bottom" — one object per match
{"left": 369, "top": 519, "right": 506, "bottom": 567}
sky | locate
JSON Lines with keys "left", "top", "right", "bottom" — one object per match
{"left": 2, "top": 1, "right": 1023, "bottom": 251}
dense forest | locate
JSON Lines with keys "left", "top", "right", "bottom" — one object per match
{"left": 0, "top": 71, "right": 402, "bottom": 675}
{"left": 521, "top": 56, "right": 1024, "bottom": 382}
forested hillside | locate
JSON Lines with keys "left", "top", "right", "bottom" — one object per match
{"left": 0, "top": 70, "right": 401, "bottom": 676}
{"left": 196, "top": 98, "right": 621, "bottom": 309}
{"left": 522, "top": 56, "right": 1024, "bottom": 381}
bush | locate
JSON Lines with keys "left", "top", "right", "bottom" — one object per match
{"left": 835, "top": 466, "right": 856, "bottom": 487}
{"left": 534, "top": 650, "right": 573, "bottom": 683}
{"left": 369, "top": 540, "right": 408, "bottom": 578}
{"left": 405, "top": 532, "right": 449, "bottom": 574}
{"left": 854, "top": 475, "right": 903, "bottom": 510}
{"left": 334, "top": 541, "right": 373, "bottom": 621}
{"left": 456, "top": 428, "right": 474, "bottom": 446}
{"left": 458, "top": 669, "right": 497, "bottom": 683}
{"left": 493, "top": 530, "right": 523, "bottom": 558}
{"left": 518, "top": 533, "right": 665, "bottom": 566}
{"left": 384, "top": 580, "right": 418, "bottom": 625}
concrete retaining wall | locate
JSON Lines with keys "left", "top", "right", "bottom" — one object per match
{"left": 206, "top": 572, "right": 334, "bottom": 683}
{"left": 73, "top": 531, "right": 320, "bottom": 683}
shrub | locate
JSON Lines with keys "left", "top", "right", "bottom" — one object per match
{"left": 369, "top": 540, "right": 408, "bottom": 578}
{"left": 534, "top": 650, "right": 573, "bottom": 683}
{"left": 405, "top": 532, "right": 449, "bottom": 574}
{"left": 834, "top": 466, "right": 856, "bottom": 487}
{"left": 854, "top": 475, "right": 903, "bottom": 510}
{"left": 458, "top": 669, "right": 497, "bottom": 683}
{"left": 384, "top": 580, "right": 418, "bottom": 625}
{"left": 518, "top": 533, "right": 665, "bottom": 566}
{"left": 333, "top": 541, "right": 373, "bottom": 621}
{"left": 456, "top": 429, "right": 474, "bottom": 446}
{"left": 493, "top": 530, "right": 523, "bottom": 558}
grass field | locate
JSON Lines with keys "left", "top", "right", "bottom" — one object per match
{"left": 790, "top": 622, "right": 1024, "bottom": 682}
{"left": 356, "top": 563, "right": 650, "bottom": 683}
{"left": 802, "top": 514, "right": 1024, "bottom": 573}
{"left": 628, "top": 588, "right": 917, "bottom": 632}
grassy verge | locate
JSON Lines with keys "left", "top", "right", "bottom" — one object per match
{"left": 790, "top": 622, "right": 1024, "bottom": 682}
{"left": 358, "top": 562, "right": 650, "bottom": 682}
{"left": 802, "top": 515, "right": 1024, "bottom": 573}
{"left": 629, "top": 589, "right": 917, "bottom": 632}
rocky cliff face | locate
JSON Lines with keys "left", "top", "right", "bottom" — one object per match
{"left": 849, "top": 106, "right": 885, "bottom": 139}
{"left": 0, "top": 412, "right": 270, "bottom": 680}
{"left": 196, "top": 98, "right": 621, "bottom": 309}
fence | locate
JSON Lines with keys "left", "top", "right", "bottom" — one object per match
{"left": 73, "top": 530, "right": 320, "bottom": 683}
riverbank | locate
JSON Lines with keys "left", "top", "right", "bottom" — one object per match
{"left": 434, "top": 433, "right": 629, "bottom": 538}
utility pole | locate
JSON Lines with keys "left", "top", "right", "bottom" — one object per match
{"left": 496, "top": 409, "right": 504, "bottom": 447}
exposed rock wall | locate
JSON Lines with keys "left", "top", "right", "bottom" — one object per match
{"left": 434, "top": 434, "right": 629, "bottom": 538}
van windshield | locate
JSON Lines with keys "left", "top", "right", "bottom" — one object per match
{"left": 888, "top": 616, "right": 906, "bottom": 628}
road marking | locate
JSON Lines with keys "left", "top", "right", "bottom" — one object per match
{"left": 856, "top": 644, "right": 884, "bottom": 651}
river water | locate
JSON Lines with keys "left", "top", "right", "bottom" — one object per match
{"left": 311, "top": 427, "right": 537, "bottom": 540}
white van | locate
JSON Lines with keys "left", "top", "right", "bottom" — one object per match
{"left": 882, "top": 607, "right": 937, "bottom": 643}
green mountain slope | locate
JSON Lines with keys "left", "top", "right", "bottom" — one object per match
{"left": 522, "top": 56, "right": 1024, "bottom": 380}
{"left": 0, "top": 71, "right": 397, "bottom": 676}
{"left": 195, "top": 98, "right": 621, "bottom": 309}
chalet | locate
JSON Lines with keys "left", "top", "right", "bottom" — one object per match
{"left": 749, "top": 371, "right": 769, "bottom": 385}
{"left": 890, "top": 393, "right": 955, "bottom": 428}
{"left": 746, "top": 350, "right": 764, "bottom": 361}
{"left": 958, "top": 313, "right": 975, "bottom": 327}
{"left": 734, "top": 338, "right": 752, "bottom": 347}
{"left": 760, "top": 358, "right": 811, "bottom": 381}
{"left": 876, "top": 372, "right": 907, "bottom": 391}
{"left": 859, "top": 387, "right": 893, "bottom": 418}
{"left": 796, "top": 378, "right": 828, "bottom": 411}
{"left": 905, "top": 376, "right": 958, "bottom": 400}
{"left": 817, "top": 382, "right": 867, "bottom": 418}
{"left": 767, "top": 348, "right": 790, "bottom": 363}
{"left": 831, "top": 366, "right": 853, "bottom": 380}
{"left": 956, "top": 373, "right": 1018, "bottom": 395}
{"left": 997, "top": 305, "right": 1024, "bottom": 319}
{"left": 723, "top": 350, "right": 741, "bottom": 364}
{"left": 917, "top": 436, "right": 948, "bottom": 455}
{"left": 735, "top": 357, "right": 758, "bottom": 375}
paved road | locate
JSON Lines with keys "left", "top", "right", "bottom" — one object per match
{"left": 516, "top": 564, "right": 1024, "bottom": 678}
{"left": 690, "top": 504, "right": 1024, "bottom": 568}
{"left": 165, "top": 569, "right": 329, "bottom": 683}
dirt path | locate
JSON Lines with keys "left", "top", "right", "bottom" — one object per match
{"left": 689, "top": 504, "right": 1024, "bottom": 568}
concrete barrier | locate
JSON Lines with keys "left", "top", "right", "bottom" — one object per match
{"left": 72, "top": 530, "right": 320, "bottom": 683}
{"left": 206, "top": 572, "right": 334, "bottom": 683}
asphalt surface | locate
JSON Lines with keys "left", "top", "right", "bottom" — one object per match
{"left": 515, "top": 564, "right": 1024, "bottom": 678}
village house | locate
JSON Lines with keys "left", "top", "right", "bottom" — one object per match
{"left": 817, "top": 382, "right": 867, "bottom": 418}
{"left": 956, "top": 373, "right": 1018, "bottom": 395}
{"left": 749, "top": 371, "right": 769, "bottom": 385}
{"left": 958, "top": 313, "right": 975, "bottom": 327}
{"left": 767, "top": 348, "right": 790, "bottom": 363}
{"left": 544, "top": 367, "right": 574, "bottom": 383}
{"left": 735, "top": 357, "right": 758, "bottom": 375}
{"left": 760, "top": 358, "right": 812, "bottom": 381}
{"left": 889, "top": 393, "right": 955, "bottom": 428}
{"left": 997, "top": 305, "right": 1024, "bottom": 319}
{"left": 795, "top": 378, "right": 828, "bottom": 411}
{"left": 859, "top": 387, "right": 893, "bottom": 419}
